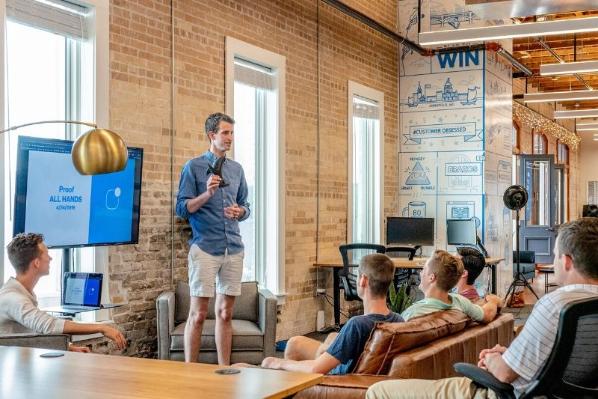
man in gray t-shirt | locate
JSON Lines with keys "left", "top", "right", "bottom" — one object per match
{"left": 367, "top": 218, "right": 598, "bottom": 399}
{"left": 260, "top": 254, "right": 403, "bottom": 374}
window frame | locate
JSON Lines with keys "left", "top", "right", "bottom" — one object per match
{"left": 556, "top": 140, "right": 570, "bottom": 222}
{"left": 532, "top": 130, "right": 548, "bottom": 155}
{"left": 225, "top": 36, "right": 286, "bottom": 298}
{"left": 0, "top": 0, "right": 110, "bottom": 311}
{"left": 347, "top": 81, "right": 384, "bottom": 246}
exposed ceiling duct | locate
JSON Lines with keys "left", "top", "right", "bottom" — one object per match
{"left": 465, "top": 0, "right": 598, "bottom": 19}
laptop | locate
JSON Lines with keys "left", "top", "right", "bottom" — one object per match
{"left": 44, "top": 272, "right": 104, "bottom": 314}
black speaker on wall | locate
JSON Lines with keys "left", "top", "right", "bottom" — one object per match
{"left": 582, "top": 204, "right": 598, "bottom": 218}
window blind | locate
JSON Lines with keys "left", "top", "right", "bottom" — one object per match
{"left": 6, "top": 0, "right": 89, "bottom": 40}
{"left": 234, "top": 57, "right": 275, "bottom": 90}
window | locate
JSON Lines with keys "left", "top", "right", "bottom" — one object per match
{"left": 226, "top": 37, "right": 286, "bottom": 297}
{"left": 532, "top": 131, "right": 547, "bottom": 154}
{"left": 348, "top": 81, "right": 383, "bottom": 249}
{"left": 1, "top": 0, "right": 108, "bottom": 311}
{"left": 556, "top": 141, "right": 570, "bottom": 223}
{"left": 557, "top": 141, "right": 569, "bottom": 165}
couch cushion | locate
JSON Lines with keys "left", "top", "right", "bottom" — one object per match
{"left": 170, "top": 319, "right": 264, "bottom": 352}
{"left": 354, "top": 309, "right": 470, "bottom": 375}
{"left": 175, "top": 281, "right": 258, "bottom": 323}
{"left": 387, "top": 312, "right": 514, "bottom": 379}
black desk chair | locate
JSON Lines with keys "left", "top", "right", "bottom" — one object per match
{"left": 338, "top": 244, "right": 386, "bottom": 301}
{"left": 454, "top": 297, "right": 598, "bottom": 399}
{"left": 384, "top": 246, "right": 417, "bottom": 288}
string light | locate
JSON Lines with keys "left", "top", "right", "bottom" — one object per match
{"left": 513, "top": 102, "right": 581, "bottom": 150}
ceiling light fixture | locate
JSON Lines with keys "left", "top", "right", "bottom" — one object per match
{"left": 419, "top": 16, "right": 598, "bottom": 47}
{"left": 540, "top": 60, "right": 598, "bottom": 76}
{"left": 554, "top": 109, "right": 598, "bottom": 119}
{"left": 523, "top": 90, "right": 598, "bottom": 103}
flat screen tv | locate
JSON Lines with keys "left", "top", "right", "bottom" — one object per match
{"left": 386, "top": 217, "right": 435, "bottom": 246}
{"left": 13, "top": 136, "right": 143, "bottom": 248}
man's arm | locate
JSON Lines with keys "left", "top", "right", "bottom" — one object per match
{"left": 261, "top": 352, "right": 340, "bottom": 374}
{"left": 479, "top": 294, "right": 503, "bottom": 323}
{"left": 176, "top": 163, "right": 220, "bottom": 217}
{"left": 63, "top": 321, "right": 127, "bottom": 350}
{"left": 483, "top": 352, "right": 519, "bottom": 383}
{"left": 185, "top": 174, "right": 220, "bottom": 214}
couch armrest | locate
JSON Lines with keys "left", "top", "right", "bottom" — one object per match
{"left": 294, "top": 375, "right": 393, "bottom": 399}
{"left": 258, "top": 287, "right": 277, "bottom": 358}
{"left": 156, "top": 291, "right": 175, "bottom": 360}
{"left": 0, "top": 333, "right": 69, "bottom": 351}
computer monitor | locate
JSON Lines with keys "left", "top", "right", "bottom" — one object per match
{"left": 446, "top": 218, "right": 477, "bottom": 246}
{"left": 386, "top": 217, "right": 435, "bottom": 246}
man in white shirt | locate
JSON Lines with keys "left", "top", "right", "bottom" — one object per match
{"left": 367, "top": 217, "right": 598, "bottom": 399}
{"left": 0, "top": 233, "right": 126, "bottom": 352}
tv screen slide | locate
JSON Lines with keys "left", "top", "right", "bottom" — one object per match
{"left": 13, "top": 136, "right": 143, "bottom": 248}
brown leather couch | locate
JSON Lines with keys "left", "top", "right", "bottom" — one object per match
{"left": 295, "top": 310, "right": 514, "bottom": 399}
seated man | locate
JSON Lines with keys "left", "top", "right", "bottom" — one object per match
{"left": 367, "top": 217, "right": 598, "bottom": 399}
{"left": 261, "top": 253, "right": 403, "bottom": 374}
{"left": 401, "top": 250, "right": 502, "bottom": 323}
{"left": 0, "top": 233, "right": 127, "bottom": 352}
{"left": 456, "top": 247, "right": 486, "bottom": 302}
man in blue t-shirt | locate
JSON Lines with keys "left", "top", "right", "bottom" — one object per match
{"left": 261, "top": 254, "right": 403, "bottom": 374}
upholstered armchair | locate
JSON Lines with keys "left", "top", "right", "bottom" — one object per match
{"left": 0, "top": 332, "right": 69, "bottom": 350}
{"left": 156, "top": 281, "right": 277, "bottom": 364}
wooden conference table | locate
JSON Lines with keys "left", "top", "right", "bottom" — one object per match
{"left": 314, "top": 257, "right": 504, "bottom": 327}
{"left": 0, "top": 346, "right": 323, "bottom": 399}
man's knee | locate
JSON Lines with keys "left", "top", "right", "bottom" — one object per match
{"left": 284, "top": 336, "right": 306, "bottom": 359}
{"left": 216, "top": 305, "right": 233, "bottom": 322}
{"left": 187, "top": 308, "right": 208, "bottom": 328}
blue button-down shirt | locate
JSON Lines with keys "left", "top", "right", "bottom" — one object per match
{"left": 176, "top": 151, "right": 250, "bottom": 256}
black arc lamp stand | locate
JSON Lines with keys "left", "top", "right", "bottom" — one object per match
{"left": 503, "top": 185, "right": 539, "bottom": 306}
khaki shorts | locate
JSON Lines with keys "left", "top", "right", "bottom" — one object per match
{"left": 188, "top": 244, "right": 244, "bottom": 297}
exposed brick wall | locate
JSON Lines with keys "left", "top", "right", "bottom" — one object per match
{"left": 109, "top": 0, "right": 173, "bottom": 357}
{"left": 108, "top": 0, "right": 400, "bottom": 355}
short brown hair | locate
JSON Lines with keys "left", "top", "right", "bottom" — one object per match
{"left": 359, "top": 254, "right": 395, "bottom": 298}
{"left": 556, "top": 217, "right": 598, "bottom": 279}
{"left": 7, "top": 233, "right": 44, "bottom": 274}
{"left": 427, "top": 250, "right": 464, "bottom": 292}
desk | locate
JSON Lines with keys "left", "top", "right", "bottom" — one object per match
{"left": 0, "top": 346, "right": 323, "bottom": 399}
{"left": 314, "top": 257, "right": 503, "bottom": 327}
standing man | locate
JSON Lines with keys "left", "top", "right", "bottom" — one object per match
{"left": 176, "top": 112, "right": 250, "bottom": 364}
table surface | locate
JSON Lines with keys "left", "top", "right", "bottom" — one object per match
{"left": 314, "top": 257, "right": 504, "bottom": 269}
{"left": 0, "top": 347, "right": 323, "bottom": 399}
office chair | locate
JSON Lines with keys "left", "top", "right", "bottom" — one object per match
{"left": 384, "top": 246, "right": 416, "bottom": 288}
{"left": 454, "top": 297, "right": 598, "bottom": 399}
{"left": 338, "top": 243, "right": 386, "bottom": 301}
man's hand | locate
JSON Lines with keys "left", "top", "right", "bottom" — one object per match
{"left": 101, "top": 325, "right": 127, "bottom": 350}
{"left": 206, "top": 175, "right": 221, "bottom": 196}
{"left": 261, "top": 357, "right": 283, "bottom": 370}
{"left": 68, "top": 344, "right": 90, "bottom": 353}
{"left": 485, "top": 294, "right": 504, "bottom": 308}
{"left": 224, "top": 204, "right": 244, "bottom": 220}
{"left": 478, "top": 344, "right": 507, "bottom": 369}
